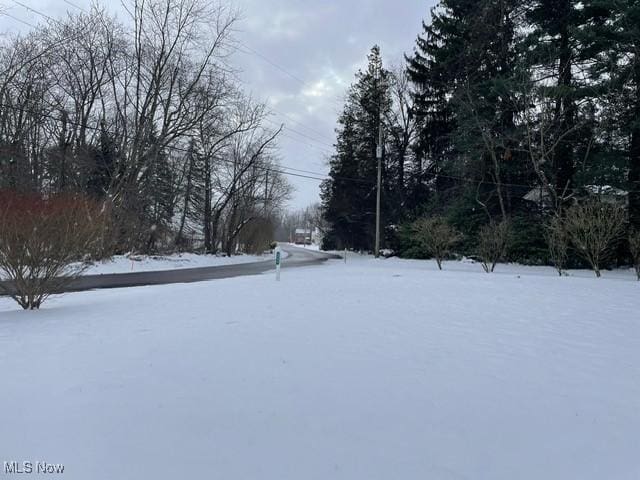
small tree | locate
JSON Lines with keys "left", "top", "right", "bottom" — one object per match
{"left": 545, "top": 214, "right": 569, "bottom": 276}
{"left": 0, "top": 191, "right": 109, "bottom": 310}
{"left": 563, "top": 201, "right": 625, "bottom": 278}
{"left": 629, "top": 231, "right": 640, "bottom": 281}
{"left": 477, "top": 220, "right": 510, "bottom": 273}
{"left": 412, "top": 216, "right": 462, "bottom": 270}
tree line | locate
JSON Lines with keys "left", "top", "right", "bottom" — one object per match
{"left": 0, "top": 0, "right": 291, "bottom": 257}
{"left": 321, "top": 0, "right": 640, "bottom": 275}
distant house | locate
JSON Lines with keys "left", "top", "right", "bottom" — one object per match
{"left": 523, "top": 184, "right": 628, "bottom": 209}
{"left": 523, "top": 186, "right": 554, "bottom": 209}
{"left": 294, "top": 228, "right": 312, "bottom": 245}
{"left": 582, "top": 185, "right": 628, "bottom": 206}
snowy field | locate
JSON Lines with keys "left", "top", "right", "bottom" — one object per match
{"left": 1, "top": 256, "right": 639, "bottom": 479}
{"left": 83, "top": 252, "right": 268, "bottom": 275}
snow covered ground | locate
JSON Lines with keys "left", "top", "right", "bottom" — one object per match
{"left": 83, "top": 252, "right": 269, "bottom": 275}
{"left": 1, "top": 256, "right": 638, "bottom": 479}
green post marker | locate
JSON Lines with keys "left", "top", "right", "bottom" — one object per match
{"left": 275, "top": 246, "right": 282, "bottom": 281}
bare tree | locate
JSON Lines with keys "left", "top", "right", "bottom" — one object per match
{"left": 514, "top": 65, "right": 602, "bottom": 212}
{"left": 457, "top": 84, "right": 510, "bottom": 222}
{"left": 108, "top": 0, "right": 238, "bottom": 212}
{"left": 0, "top": 32, "right": 56, "bottom": 192}
{"left": 563, "top": 201, "right": 626, "bottom": 278}
{"left": 0, "top": 0, "right": 291, "bottom": 259}
{"left": 628, "top": 230, "right": 640, "bottom": 281}
{"left": 385, "top": 65, "right": 417, "bottom": 202}
{"left": 545, "top": 214, "right": 569, "bottom": 276}
{"left": 0, "top": 191, "right": 109, "bottom": 309}
{"left": 412, "top": 216, "right": 462, "bottom": 270}
{"left": 477, "top": 220, "right": 510, "bottom": 273}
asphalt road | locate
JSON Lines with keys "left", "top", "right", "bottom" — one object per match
{"left": 1, "top": 244, "right": 340, "bottom": 295}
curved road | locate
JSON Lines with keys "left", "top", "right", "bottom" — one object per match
{"left": 0, "top": 245, "right": 339, "bottom": 296}
{"left": 59, "top": 244, "right": 340, "bottom": 293}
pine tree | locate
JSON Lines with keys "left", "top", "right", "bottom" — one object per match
{"left": 87, "top": 121, "right": 116, "bottom": 199}
{"left": 408, "top": 0, "right": 528, "bottom": 221}
{"left": 322, "top": 46, "right": 394, "bottom": 251}
{"left": 406, "top": 0, "right": 477, "bottom": 205}
{"left": 590, "top": 0, "right": 640, "bottom": 227}
{"left": 525, "top": 0, "right": 591, "bottom": 199}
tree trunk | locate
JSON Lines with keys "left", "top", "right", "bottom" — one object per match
{"left": 555, "top": 14, "right": 575, "bottom": 200}
{"left": 176, "top": 150, "right": 195, "bottom": 246}
{"left": 203, "top": 157, "right": 213, "bottom": 253}
{"left": 629, "top": 61, "right": 640, "bottom": 229}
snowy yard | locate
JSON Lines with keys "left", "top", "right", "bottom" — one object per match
{"left": 0, "top": 256, "right": 638, "bottom": 479}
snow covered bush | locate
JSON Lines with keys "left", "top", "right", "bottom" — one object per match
{"left": 477, "top": 220, "right": 510, "bottom": 273}
{"left": 629, "top": 231, "right": 640, "bottom": 281}
{"left": 0, "top": 191, "right": 110, "bottom": 309}
{"left": 563, "top": 201, "right": 625, "bottom": 278}
{"left": 412, "top": 216, "right": 462, "bottom": 270}
{"left": 545, "top": 215, "right": 569, "bottom": 276}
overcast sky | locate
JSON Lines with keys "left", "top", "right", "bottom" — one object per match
{"left": 0, "top": 0, "right": 435, "bottom": 209}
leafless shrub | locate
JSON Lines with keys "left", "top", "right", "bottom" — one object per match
{"left": 629, "top": 231, "right": 640, "bottom": 281}
{"left": 239, "top": 216, "right": 276, "bottom": 254}
{"left": 0, "top": 191, "right": 110, "bottom": 310}
{"left": 545, "top": 214, "right": 569, "bottom": 276}
{"left": 412, "top": 216, "right": 462, "bottom": 270}
{"left": 563, "top": 201, "right": 626, "bottom": 278}
{"left": 477, "top": 220, "right": 510, "bottom": 273}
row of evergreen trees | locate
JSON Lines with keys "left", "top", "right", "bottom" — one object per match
{"left": 322, "top": 0, "right": 640, "bottom": 267}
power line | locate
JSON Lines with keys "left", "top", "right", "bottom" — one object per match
{"left": 62, "top": 0, "right": 85, "bottom": 11}
{"left": 236, "top": 41, "right": 345, "bottom": 108}
{"left": 282, "top": 125, "right": 334, "bottom": 150}
{"left": 0, "top": 8, "right": 98, "bottom": 68}
{"left": 0, "top": 10, "right": 37, "bottom": 28}
{"left": 0, "top": 101, "right": 360, "bottom": 184}
{"left": 270, "top": 106, "right": 336, "bottom": 143}
{"left": 5, "top": 4, "right": 555, "bottom": 193}
{"left": 1, "top": 96, "right": 593, "bottom": 193}
{"left": 279, "top": 132, "right": 333, "bottom": 155}
{"left": 1, "top": 98, "right": 591, "bottom": 191}
{"left": 12, "top": 0, "right": 339, "bottom": 157}
{"left": 11, "top": 0, "right": 56, "bottom": 23}
{"left": 237, "top": 42, "right": 309, "bottom": 87}
{"left": 263, "top": 118, "right": 333, "bottom": 151}
{"left": 53, "top": 0, "right": 335, "bottom": 157}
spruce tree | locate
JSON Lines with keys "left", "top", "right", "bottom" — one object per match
{"left": 590, "top": 0, "right": 640, "bottom": 227}
{"left": 87, "top": 121, "right": 116, "bottom": 199}
{"left": 525, "top": 0, "right": 591, "bottom": 199}
{"left": 322, "top": 46, "right": 393, "bottom": 251}
{"left": 406, "top": 0, "right": 477, "bottom": 205}
{"left": 408, "top": 0, "right": 527, "bottom": 221}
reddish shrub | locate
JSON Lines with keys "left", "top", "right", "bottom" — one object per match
{"left": 0, "top": 190, "right": 110, "bottom": 309}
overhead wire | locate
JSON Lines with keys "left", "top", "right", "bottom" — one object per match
{"left": 0, "top": 101, "right": 360, "bottom": 184}
{"left": 3, "top": 2, "right": 576, "bottom": 194}
{"left": 0, "top": 10, "right": 38, "bottom": 28}
{"left": 52, "top": 0, "right": 339, "bottom": 158}
{"left": 0, "top": 5, "right": 101, "bottom": 69}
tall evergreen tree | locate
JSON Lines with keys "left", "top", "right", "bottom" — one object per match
{"left": 525, "top": 0, "right": 593, "bottom": 200}
{"left": 591, "top": 0, "right": 640, "bottom": 227}
{"left": 408, "top": 0, "right": 528, "bottom": 222}
{"left": 406, "top": 0, "right": 477, "bottom": 206}
{"left": 87, "top": 121, "right": 116, "bottom": 200}
{"left": 322, "top": 46, "right": 393, "bottom": 250}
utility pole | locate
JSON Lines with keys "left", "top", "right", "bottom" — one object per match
{"left": 264, "top": 168, "right": 269, "bottom": 213}
{"left": 374, "top": 61, "right": 383, "bottom": 259}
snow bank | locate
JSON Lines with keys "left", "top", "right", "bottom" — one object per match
{"left": 0, "top": 257, "right": 638, "bottom": 479}
{"left": 83, "top": 252, "right": 268, "bottom": 275}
